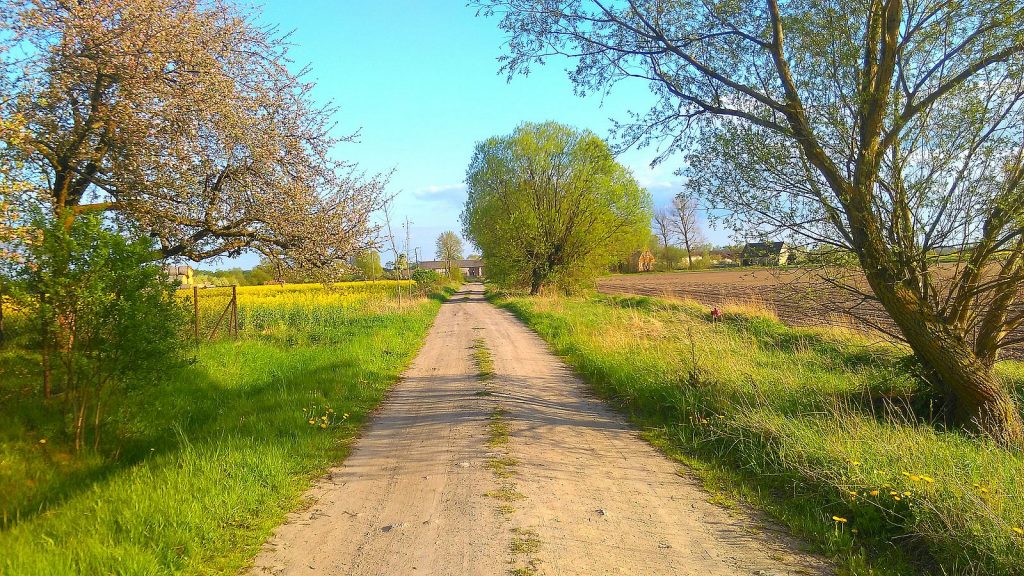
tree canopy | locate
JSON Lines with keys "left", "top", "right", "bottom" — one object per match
{"left": 0, "top": 0, "right": 384, "bottom": 275}
{"left": 476, "top": 0, "right": 1024, "bottom": 442}
{"left": 435, "top": 231, "right": 464, "bottom": 274}
{"left": 462, "top": 122, "right": 651, "bottom": 294}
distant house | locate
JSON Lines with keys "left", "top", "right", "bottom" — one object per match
{"left": 740, "top": 242, "right": 789, "bottom": 266}
{"left": 626, "top": 248, "right": 656, "bottom": 272}
{"left": 418, "top": 259, "right": 485, "bottom": 278}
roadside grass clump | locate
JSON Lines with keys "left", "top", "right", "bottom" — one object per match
{"left": 486, "top": 455, "right": 519, "bottom": 478}
{"left": 472, "top": 337, "right": 496, "bottom": 380}
{"left": 489, "top": 406, "right": 511, "bottom": 448}
{"left": 486, "top": 485, "right": 527, "bottom": 502}
{"left": 509, "top": 527, "right": 541, "bottom": 554}
{"left": 0, "top": 282, "right": 443, "bottom": 575}
{"left": 508, "top": 526, "right": 542, "bottom": 576}
{"left": 495, "top": 292, "right": 1024, "bottom": 576}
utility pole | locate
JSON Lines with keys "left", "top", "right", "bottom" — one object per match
{"left": 404, "top": 217, "right": 412, "bottom": 281}
{"left": 381, "top": 200, "right": 402, "bottom": 306}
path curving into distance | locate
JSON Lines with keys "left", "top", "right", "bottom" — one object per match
{"left": 251, "top": 284, "right": 832, "bottom": 576}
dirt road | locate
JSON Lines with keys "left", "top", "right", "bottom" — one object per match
{"left": 251, "top": 285, "right": 831, "bottom": 575}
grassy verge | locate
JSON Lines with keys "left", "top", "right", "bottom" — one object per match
{"left": 494, "top": 292, "right": 1024, "bottom": 576}
{"left": 0, "top": 282, "right": 443, "bottom": 575}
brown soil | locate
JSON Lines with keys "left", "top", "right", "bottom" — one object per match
{"left": 250, "top": 284, "right": 831, "bottom": 575}
{"left": 599, "top": 268, "right": 881, "bottom": 331}
{"left": 598, "top": 269, "right": 1024, "bottom": 359}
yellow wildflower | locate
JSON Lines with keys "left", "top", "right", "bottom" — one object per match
{"left": 38, "top": 438, "right": 47, "bottom": 445}
{"left": 832, "top": 516, "right": 847, "bottom": 523}
{"left": 319, "top": 423, "right": 327, "bottom": 429}
{"left": 1013, "top": 527, "right": 1023, "bottom": 535}
{"left": 869, "top": 490, "right": 880, "bottom": 496}
{"left": 921, "top": 475, "right": 934, "bottom": 483}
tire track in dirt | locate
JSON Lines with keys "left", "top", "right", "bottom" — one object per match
{"left": 250, "top": 285, "right": 832, "bottom": 575}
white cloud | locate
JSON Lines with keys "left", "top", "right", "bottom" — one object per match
{"left": 412, "top": 183, "right": 467, "bottom": 206}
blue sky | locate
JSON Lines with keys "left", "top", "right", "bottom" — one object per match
{"left": 209, "top": 0, "right": 723, "bottom": 269}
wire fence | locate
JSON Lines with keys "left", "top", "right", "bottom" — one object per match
{"left": 1, "top": 280, "right": 420, "bottom": 349}
{"left": 185, "top": 285, "right": 238, "bottom": 341}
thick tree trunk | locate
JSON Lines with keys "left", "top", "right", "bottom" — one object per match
{"left": 530, "top": 275, "right": 542, "bottom": 296}
{"left": 867, "top": 275, "right": 1024, "bottom": 445}
{"left": 530, "top": 263, "right": 548, "bottom": 295}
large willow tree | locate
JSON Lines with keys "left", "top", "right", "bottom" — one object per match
{"left": 0, "top": 0, "right": 384, "bottom": 273}
{"left": 462, "top": 122, "right": 651, "bottom": 294}
{"left": 476, "top": 0, "right": 1024, "bottom": 443}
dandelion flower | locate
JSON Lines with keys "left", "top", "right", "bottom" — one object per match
{"left": 903, "top": 491, "right": 912, "bottom": 497}
{"left": 320, "top": 423, "right": 327, "bottom": 429}
{"left": 849, "top": 491, "right": 858, "bottom": 497}
{"left": 39, "top": 438, "right": 47, "bottom": 445}
{"left": 909, "top": 475, "right": 921, "bottom": 482}
{"left": 1013, "top": 527, "right": 1023, "bottom": 535}
{"left": 921, "top": 475, "right": 934, "bottom": 483}
{"left": 343, "top": 413, "right": 350, "bottom": 419}
{"left": 832, "top": 516, "right": 847, "bottom": 523}
{"left": 308, "top": 419, "right": 315, "bottom": 424}
{"left": 869, "top": 490, "right": 880, "bottom": 496}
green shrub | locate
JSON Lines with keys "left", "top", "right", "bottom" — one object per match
{"left": 19, "top": 212, "right": 188, "bottom": 451}
{"left": 412, "top": 267, "right": 442, "bottom": 288}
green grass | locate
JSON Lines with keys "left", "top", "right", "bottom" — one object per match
{"left": 472, "top": 337, "right": 495, "bottom": 380}
{"left": 509, "top": 527, "right": 541, "bottom": 554}
{"left": 488, "top": 406, "right": 511, "bottom": 448}
{"left": 0, "top": 284, "right": 443, "bottom": 575}
{"left": 495, "top": 292, "right": 1024, "bottom": 576}
{"left": 485, "top": 484, "right": 526, "bottom": 502}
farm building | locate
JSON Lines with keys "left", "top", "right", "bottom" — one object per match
{"left": 626, "top": 248, "right": 656, "bottom": 272}
{"left": 740, "top": 242, "right": 789, "bottom": 266}
{"left": 417, "top": 259, "right": 485, "bottom": 278}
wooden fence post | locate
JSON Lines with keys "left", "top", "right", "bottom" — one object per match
{"left": 231, "top": 285, "right": 238, "bottom": 339}
{"left": 193, "top": 285, "right": 199, "bottom": 342}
